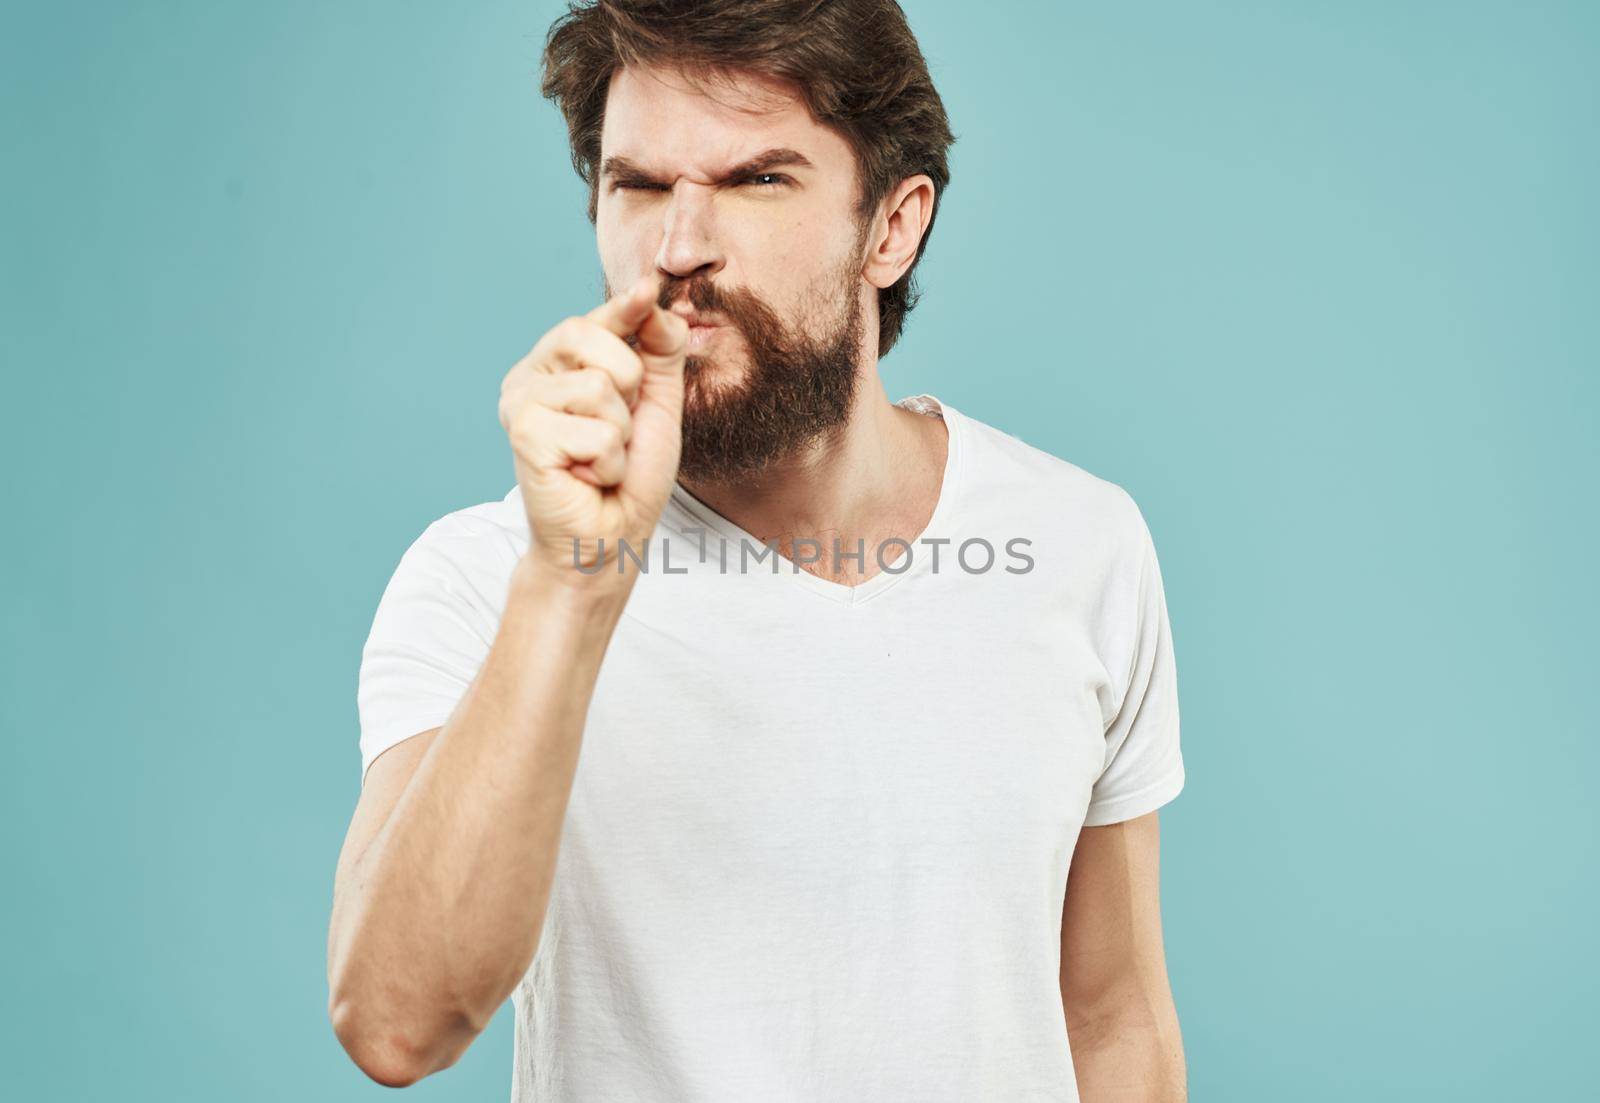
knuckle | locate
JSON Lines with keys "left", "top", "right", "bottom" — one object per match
{"left": 557, "top": 315, "right": 591, "bottom": 345}
{"left": 501, "top": 356, "right": 533, "bottom": 393}
{"left": 507, "top": 403, "right": 546, "bottom": 447}
{"left": 521, "top": 372, "right": 554, "bottom": 402}
{"left": 533, "top": 318, "right": 576, "bottom": 363}
{"left": 508, "top": 419, "right": 535, "bottom": 455}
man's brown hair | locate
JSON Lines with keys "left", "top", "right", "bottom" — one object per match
{"left": 540, "top": 0, "right": 957, "bottom": 358}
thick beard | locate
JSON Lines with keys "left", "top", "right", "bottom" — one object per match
{"left": 604, "top": 230, "right": 868, "bottom": 486}
{"left": 667, "top": 266, "right": 863, "bottom": 485}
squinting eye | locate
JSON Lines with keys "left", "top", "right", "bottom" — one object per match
{"left": 611, "top": 176, "right": 788, "bottom": 192}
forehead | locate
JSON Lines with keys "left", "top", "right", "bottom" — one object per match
{"left": 601, "top": 64, "right": 852, "bottom": 178}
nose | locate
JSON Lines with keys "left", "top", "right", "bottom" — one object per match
{"left": 653, "top": 183, "right": 724, "bottom": 284}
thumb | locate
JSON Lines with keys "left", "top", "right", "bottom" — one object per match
{"left": 632, "top": 301, "right": 687, "bottom": 433}
{"left": 635, "top": 300, "right": 689, "bottom": 369}
{"left": 626, "top": 300, "right": 688, "bottom": 491}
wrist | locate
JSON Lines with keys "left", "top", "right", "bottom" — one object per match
{"left": 511, "top": 551, "right": 636, "bottom": 619}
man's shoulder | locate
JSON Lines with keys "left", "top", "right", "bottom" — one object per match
{"left": 394, "top": 486, "right": 529, "bottom": 577}
{"left": 951, "top": 401, "right": 1147, "bottom": 540}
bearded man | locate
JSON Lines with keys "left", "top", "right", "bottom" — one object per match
{"left": 328, "top": 3, "right": 1189, "bottom": 1100}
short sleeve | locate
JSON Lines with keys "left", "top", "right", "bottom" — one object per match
{"left": 356, "top": 514, "right": 517, "bottom": 783}
{"left": 1083, "top": 503, "right": 1185, "bottom": 827}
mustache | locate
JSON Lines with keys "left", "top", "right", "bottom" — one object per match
{"left": 658, "top": 275, "right": 735, "bottom": 315}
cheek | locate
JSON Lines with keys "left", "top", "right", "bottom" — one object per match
{"left": 737, "top": 236, "right": 813, "bottom": 303}
{"left": 767, "top": 218, "right": 854, "bottom": 289}
{"left": 595, "top": 207, "right": 651, "bottom": 269}
{"left": 752, "top": 220, "right": 813, "bottom": 273}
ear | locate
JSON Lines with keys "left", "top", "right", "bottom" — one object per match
{"left": 861, "top": 174, "right": 937, "bottom": 291}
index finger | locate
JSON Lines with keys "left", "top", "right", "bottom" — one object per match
{"left": 586, "top": 273, "right": 661, "bottom": 339}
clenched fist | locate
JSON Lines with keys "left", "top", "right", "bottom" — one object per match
{"left": 499, "top": 275, "right": 689, "bottom": 576}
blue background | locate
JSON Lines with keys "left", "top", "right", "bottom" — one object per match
{"left": 4, "top": 1, "right": 1595, "bottom": 1098}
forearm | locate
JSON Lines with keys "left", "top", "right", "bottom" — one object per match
{"left": 1068, "top": 991, "right": 1187, "bottom": 1103}
{"left": 328, "top": 555, "right": 632, "bottom": 1079}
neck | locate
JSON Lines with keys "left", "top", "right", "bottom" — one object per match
{"left": 676, "top": 374, "right": 948, "bottom": 583}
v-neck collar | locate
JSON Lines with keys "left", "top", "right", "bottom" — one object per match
{"left": 663, "top": 394, "right": 968, "bottom": 607}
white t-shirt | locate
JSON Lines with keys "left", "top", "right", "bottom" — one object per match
{"left": 357, "top": 394, "right": 1184, "bottom": 1102}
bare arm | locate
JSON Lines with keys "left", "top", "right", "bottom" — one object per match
{"left": 327, "top": 559, "right": 631, "bottom": 1085}
{"left": 327, "top": 275, "right": 688, "bottom": 1086}
{"left": 1061, "top": 810, "right": 1187, "bottom": 1102}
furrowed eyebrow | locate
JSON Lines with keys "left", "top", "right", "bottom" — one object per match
{"left": 600, "top": 147, "right": 815, "bottom": 186}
